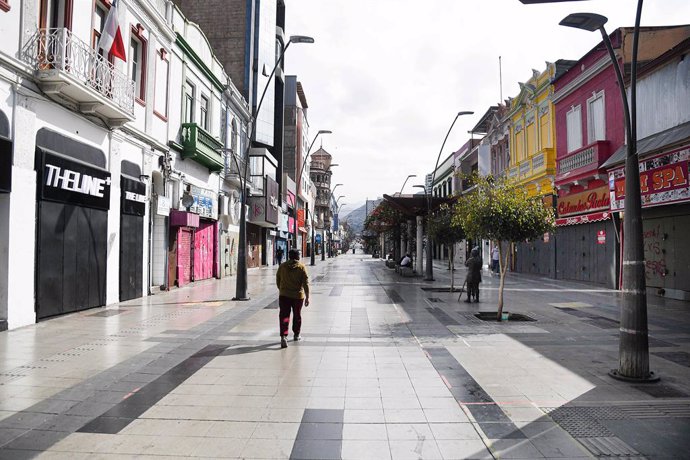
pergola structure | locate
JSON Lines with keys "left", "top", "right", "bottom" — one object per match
{"left": 381, "top": 193, "right": 455, "bottom": 274}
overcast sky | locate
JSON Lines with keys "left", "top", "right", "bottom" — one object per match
{"left": 284, "top": 0, "right": 690, "bottom": 215}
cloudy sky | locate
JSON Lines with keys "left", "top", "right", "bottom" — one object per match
{"left": 284, "top": 0, "right": 690, "bottom": 215}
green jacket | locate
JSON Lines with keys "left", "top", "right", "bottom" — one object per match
{"left": 276, "top": 260, "right": 310, "bottom": 299}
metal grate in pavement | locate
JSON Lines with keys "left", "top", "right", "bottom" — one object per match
{"left": 576, "top": 437, "right": 641, "bottom": 458}
{"left": 544, "top": 406, "right": 625, "bottom": 437}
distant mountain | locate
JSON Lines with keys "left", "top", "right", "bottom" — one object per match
{"left": 342, "top": 199, "right": 382, "bottom": 235}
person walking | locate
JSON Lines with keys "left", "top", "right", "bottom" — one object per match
{"left": 491, "top": 246, "right": 500, "bottom": 274}
{"left": 464, "top": 247, "right": 483, "bottom": 303}
{"left": 276, "top": 249, "right": 310, "bottom": 348}
{"left": 275, "top": 246, "right": 284, "bottom": 265}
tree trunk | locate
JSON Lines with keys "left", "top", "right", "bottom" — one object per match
{"left": 450, "top": 245, "right": 455, "bottom": 291}
{"left": 497, "top": 241, "right": 507, "bottom": 321}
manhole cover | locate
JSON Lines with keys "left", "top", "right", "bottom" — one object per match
{"left": 475, "top": 312, "right": 536, "bottom": 322}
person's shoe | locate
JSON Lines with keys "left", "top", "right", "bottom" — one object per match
{"left": 293, "top": 335, "right": 302, "bottom": 342}
{"left": 280, "top": 336, "right": 288, "bottom": 349}
{"left": 464, "top": 298, "right": 472, "bottom": 303}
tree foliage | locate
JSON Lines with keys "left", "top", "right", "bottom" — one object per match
{"left": 428, "top": 203, "right": 465, "bottom": 290}
{"left": 453, "top": 174, "right": 555, "bottom": 318}
{"left": 364, "top": 201, "right": 407, "bottom": 235}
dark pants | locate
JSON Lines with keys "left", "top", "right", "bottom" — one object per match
{"left": 467, "top": 282, "right": 479, "bottom": 301}
{"left": 279, "top": 296, "right": 304, "bottom": 337}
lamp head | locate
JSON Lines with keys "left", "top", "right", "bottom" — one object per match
{"left": 407, "top": 174, "right": 417, "bottom": 178}
{"left": 289, "top": 35, "right": 315, "bottom": 44}
{"left": 330, "top": 164, "right": 339, "bottom": 168}
{"left": 457, "top": 111, "right": 474, "bottom": 117}
{"left": 318, "top": 129, "right": 333, "bottom": 135}
{"left": 560, "top": 13, "right": 608, "bottom": 32}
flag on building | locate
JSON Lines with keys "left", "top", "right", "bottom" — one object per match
{"left": 97, "top": 0, "right": 126, "bottom": 61}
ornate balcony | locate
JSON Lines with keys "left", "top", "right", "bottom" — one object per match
{"left": 180, "top": 123, "right": 224, "bottom": 172}
{"left": 22, "top": 28, "right": 135, "bottom": 126}
{"left": 556, "top": 140, "right": 610, "bottom": 185}
{"left": 223, "top": 151, "right": 246, "bottom": 187}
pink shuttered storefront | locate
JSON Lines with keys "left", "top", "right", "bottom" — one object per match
{"left": 193, "top": 220, "right": 217, "bottom": 281}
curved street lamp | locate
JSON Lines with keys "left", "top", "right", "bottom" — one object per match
{"left": 232, "top": 35, "right": 313, "bottom": 301}
{"left": 560, "top": 4, "right": 656, "bottom": 382}
{"left": 399, "top": 174, "right": 417, "bottom": 196}
{"left": 295, "top": 129, "right": 332, "bottom": 261}
{"left": 425, "top": 111, "right": 474, "bottom": 281}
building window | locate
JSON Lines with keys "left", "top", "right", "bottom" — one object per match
{"left": 154, "top": 48, "right": 169, "bottom": 120}
{"left": 231, "top": 120, "right": 238, "bottom": 154}
{"left": 184, "top": 80, "right": 195, "bottom": 124}
{"left": 129, "top": 26, "right": 147, "bottom": 103}
{"left": 200, "top": 95, "right": 209, "bottom": 131}
{"left": 587, "top": 91, "right": 606, "bottom": 143}
{"left": 566, "top": 105, "right": 583, "bottom": 152}
{"left": 92, "top": 1, "right": 108, "bottom": 49}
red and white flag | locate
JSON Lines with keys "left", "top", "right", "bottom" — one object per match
{"left": 97, "top": 0, "right": 126, "bottom": 61}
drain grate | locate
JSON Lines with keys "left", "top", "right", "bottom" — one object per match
{"left": 544, "top": 406, "right": 624, "bottom": 438}
{"left": 632, "top": 384, "right": 688, "bottom": 398}
{"left": 427, "top": 297, "right": 444, "bottom": 303}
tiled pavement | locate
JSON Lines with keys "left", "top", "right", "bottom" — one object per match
{"left": 1, "top": 253, "right": 690, "bottom": 459}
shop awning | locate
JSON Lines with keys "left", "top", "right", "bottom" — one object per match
{"left": 382, "top": 193, "right": 455, "bottom": 217}
{"left": 602, "top": 120, "right": 690, "bottom": 169}
{"left": 556, "top": 211, "right": 611, "bottom": 227}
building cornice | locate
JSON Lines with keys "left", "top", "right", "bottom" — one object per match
{"left": 175, "top": 32, "right": 226, "bottom": 93}
{"left": 553, "top": 56, "right": 611, "bottom": 104}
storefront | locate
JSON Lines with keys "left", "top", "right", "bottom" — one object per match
{"left": 514, "top": 196, "right": 556, "bottom": 278}
{"left": 188, "top": 185, "right": 218, "bottom": 281}
{"left": 0, "top": 110, "right": 12, "bottom": 331}
{"left": 169, "top": 210, "right": 198, "bottom": 287}
{"left": 609, "top": 144, "right": 690, "bottom": 300}
{"left": 34, "top": 133, "right": 110, "bottom": 319}
{"left": 218, "top": 191, "right": 240, "bottom": 277}
{"left": 248, "top": 177, "right": 279, "bottom": 267}
{"left": 555, "top": 185, "right": 618, "bottom": 288}
{"left": 119, "top": 171, "right": 146, "bottom": 301}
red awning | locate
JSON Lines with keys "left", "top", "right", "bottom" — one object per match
{"left": 556, "top": 211, "right": 611, "bottom": 227}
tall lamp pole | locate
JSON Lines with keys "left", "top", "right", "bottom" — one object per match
{"left": 560, "top": 4, "right": 656, "bottom": 382}
{"left": 295, "top": 129, "right": 332, "bottom": 259}
{"left": 425, "top": 111, "right": 474, "bottom": 281}
{"left": 323, "top": 182, "right": 343, "bottom": 261}
{"left": 232, "top": 35, "right": 314, "bottom": 301}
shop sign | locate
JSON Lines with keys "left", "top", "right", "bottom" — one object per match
{"left": 609, "top": 146, "right": 690, "bottom": 211}
{"left": 278, "top": 212, "right": 289, "bottom": 232}
{"left": 315, "top": 234, "right": 322, "bottom": 243}
{"left": 333, "top": 213, "right": 339, "bottom": 231}
{"left": 597, "top": 230, "right": 606, "bottom": 244}
{"left": 40, "top": 150, "right": 111, "bottom": 210}
{"left": 556, "top": 211, "right": 610, "bottom": 227}
{"left": 557, "top": 186, "right": 610, "bottom": 217}
{"left": 0, "top": 137, "right": 11, "bottom": 193}
{"left": 156, "top": 195, "right": 171, "bottom": 216}
{"left": 121, "top": 176, "right": 146, "bottom": 216}
{"left": 297, "top": 209, "right": 305, "bottom": 228}
{"left": 265, "top": 177, "right": 279, "bottom": 224}
{"left": 189, "top": 185, "right": 218, "bottom": 220}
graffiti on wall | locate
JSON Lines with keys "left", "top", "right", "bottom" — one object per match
{"left": 643, "top": 223, "right": 668, "bottom": 279}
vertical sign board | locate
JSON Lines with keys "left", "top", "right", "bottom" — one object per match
{"left": 0, "top": 137, "right": 11, "bottom": 193}
{"left": 265, "top": 177, "right": 279, "bottom": 225}
{"left": 597, "top": 230, "right": 606, "bottom": 245}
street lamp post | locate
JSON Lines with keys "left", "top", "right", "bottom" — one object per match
{"left": 323, "top": 182, "right": 343, "bottom": 261}
{"left": 425, "top": 111, "right": 474, "bottom": 281}
{"left": 399, "top": 174, "right": 417, "bottom": 196}
{"left": 232, "top": 35, "right": 314, "bottom": 301}
{"left": 295, "top": 129, "right": 332, "bottom": 262}
{"left": 560, "top": 3, "right": 656, "bottom": 382}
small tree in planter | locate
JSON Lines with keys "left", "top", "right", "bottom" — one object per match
{"left": 454, "top": 175, "right": 555, "bottom": 320}
{"left": 428, "top": 203, "right": 465, "bottom": 291}
{"left": 364, "top": 201, "right": 407, "bottom": 260}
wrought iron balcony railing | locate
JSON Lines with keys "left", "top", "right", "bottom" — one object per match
{"left": 23, "top": 28, "right": 135, "bottom": 118}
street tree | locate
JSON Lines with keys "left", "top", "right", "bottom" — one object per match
{"left": 364, "top": 201, "right": 407, "bottom": 259}
{"left": 454, "top": 175, "right": 555, "bottom": 320}
{"left": 427, "top": 203, "right": 465, "bottom": 291}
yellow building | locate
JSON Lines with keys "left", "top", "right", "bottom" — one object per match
{"left": 507, "top": 61, "right": 575, "bottom": 197}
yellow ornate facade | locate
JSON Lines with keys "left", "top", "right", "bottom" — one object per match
{"left": 506, "top": 63, "right": 562, "bottom": 197}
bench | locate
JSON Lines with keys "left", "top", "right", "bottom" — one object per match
{"left": 395, "top": 263, "right": 414, "bottom": 277}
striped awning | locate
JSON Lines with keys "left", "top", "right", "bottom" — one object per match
{"left": 556, "top": 211, "right": 611, "bottom": 227}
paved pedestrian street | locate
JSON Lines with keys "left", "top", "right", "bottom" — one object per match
{"left": 1, "top": 253, "right": 689, "bottom": 459}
